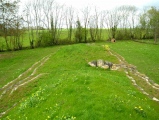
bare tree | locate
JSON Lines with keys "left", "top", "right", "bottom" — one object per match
{"left": 65, "top": 6, "right": 75, "bottom": 42}
{"left": 23, "top": 2, "right": 35, "bottom": 48}
{"left": 127, "top": 6, "right": 138, "bottom": 39}
{"left": 82, "top": 6, "right": 90, "bottom": 42}
{"left": 50, "top": 3, "right": 64, "bottom": 44}
{"left": 11, "top": 16, "right": 24, "bottom": 50}
{"left": 42, "top": 0, "right": 54, "bottom": 29}
{"left": 104, "top": 8, "right": 120, "bottom": 39}
{"left": 88, "top": 7, "right": 100, "bottom": 42}
{"left": 99, "top": 11, "right": 105, "bottom": 40}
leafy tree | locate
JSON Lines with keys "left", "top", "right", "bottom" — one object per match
{"left": 147, "top": 7, "right": 159, "bottom": 43}
{"left": 75, "top": 20, "right": 84, "bottom": 43}
{"left": 0, "top": 0, "right": 20, "bottom": 50}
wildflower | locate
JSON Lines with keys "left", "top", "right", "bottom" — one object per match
{"left": 139, "top": 106, "right": 142, "bottom": 109}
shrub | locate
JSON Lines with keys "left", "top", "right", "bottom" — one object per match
{"left": 36, "top": 32, "right": 53, "bottom": 47}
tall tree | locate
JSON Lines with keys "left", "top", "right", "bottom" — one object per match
{"left": 105, "top": 9, "right": 120, "bottom": 39}
{"left": 82, "top": 6, "right": 90, "bottom": 42}
{"left": 0, "top": 0, "right": 19, "bottom": 50}
{"left": 65, "top": 6, "right": 74, "bottom": 42}
{"left": 147, "top": 7, "right": 159, "bottom": 43}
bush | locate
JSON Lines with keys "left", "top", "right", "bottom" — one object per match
{"left": 116, "top": 30, "right": 132, "bottom": 40}
{"left": 36, "top": 32, "right": 53, "bottom": 47}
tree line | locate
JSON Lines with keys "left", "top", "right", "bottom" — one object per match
{"left": 0, "top": 0, "right": 159, "bottom": 51}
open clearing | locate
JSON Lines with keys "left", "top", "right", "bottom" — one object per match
{"left": 0, "top": 41, "right": 159, "bottom": 120}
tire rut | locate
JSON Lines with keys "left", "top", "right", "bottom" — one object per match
{"left": 0, "top": 54, "right": 50, "bottom": 99}
{"left": 109, "top": 50, "right": 159, "bottom": 102}
{"left": 0, "top": 48, "right": 60, "bottom": 118}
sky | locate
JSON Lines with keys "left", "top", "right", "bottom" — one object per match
{"left": 56, "top": 0, "right": 159, "bottom": 10}
{"left": 19, "top": 0, "right": 159, "bottom": 11}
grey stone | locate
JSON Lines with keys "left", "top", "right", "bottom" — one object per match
{"left": 88, "top": 59, "right": 113, "bottom": 69}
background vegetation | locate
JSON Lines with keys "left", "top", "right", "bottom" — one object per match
{"left": 0, "top": 0, "right": 159, "bottom": 51}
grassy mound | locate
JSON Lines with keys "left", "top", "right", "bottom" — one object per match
{"left": 0, "top": 42, "right": 159, "bottom": 120}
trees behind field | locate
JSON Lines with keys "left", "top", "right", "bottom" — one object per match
{"left": 0, "top": 0, "right": 159, "bottom": 51}
{"left": 0, "top": 0, "right": 25, "bottom": 51}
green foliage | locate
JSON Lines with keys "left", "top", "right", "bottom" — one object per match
{"left": 19, "top": 87, "right": 46, "bottom": 112}
{"left": 116, "top": 30, "right": 132, "bottom": 40}
{"left": 134, "top": 106, "right": 147, "bottom": 118}
{"left": 75, "top": 21, "right": 85, "bottom": 43}
{"left": 36, "top": 32, "right": 53, "bottom": 47}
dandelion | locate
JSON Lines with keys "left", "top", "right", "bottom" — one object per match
{"left": 104, "top": 45, "right": 110, "bottom": 51}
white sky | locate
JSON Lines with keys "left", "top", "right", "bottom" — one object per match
{"left": 19, "top": 0, "right": 159, "bottom": 11}
{"left": 56, "top": 0, "right": 159, "bottom": 10}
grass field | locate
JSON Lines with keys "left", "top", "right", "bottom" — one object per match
{"left": 108, "top": 41, "right": 159, "bottom": 84}
{"left": 0, "top": 29, "right": 110, "bottom": 51}
{"left": 0, "top": 41, "right": 159, "bottom": 120}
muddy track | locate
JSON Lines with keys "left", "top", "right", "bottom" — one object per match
{"left": 0, "top": 48, "right": 60, "bottom": 117}
{"left": 109, "top": 50, "right": 159, "bottom": 102}
{"left": 0, "top": 54, "right": 50, "bottom": 99}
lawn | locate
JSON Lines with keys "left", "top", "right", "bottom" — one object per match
{"left": 0, "top": 42, "right": 159, "bottom": 120}
{"left": 108, "top": 40, "right": 159, "bottom": 84}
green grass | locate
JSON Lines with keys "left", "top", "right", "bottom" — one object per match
{"left": 0, "top": 46, "right": 60, "bottom": 88}
{"left": 0, "top": 29, "right": 110, "bottom": 50}
{"left": 0, "top": 42, "right": 159, "bottom": 120}
{"left": 107, "top": 40, "right": 159, "bottom": 84}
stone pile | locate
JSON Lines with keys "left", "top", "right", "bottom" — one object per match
{"left": 88, "top": 59, "right": 113, "bottom": 69}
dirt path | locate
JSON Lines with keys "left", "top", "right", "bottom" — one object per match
{"left": 109, "top": 50, "right": 159, "bottom": 102}
{"left": 0, "top": 48, "right": 60, "bottom": 117}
